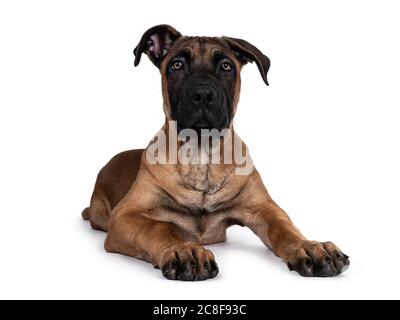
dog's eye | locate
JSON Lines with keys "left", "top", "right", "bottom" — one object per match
{"left": 171, "top": 60, "right": 183, "bottom": 71}
{"left": 221, "top": 62, "right": 232, "bottom": 72}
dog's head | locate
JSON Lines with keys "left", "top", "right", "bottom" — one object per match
{"left": 134, "top": 25, "right": 270, "bottom": 133}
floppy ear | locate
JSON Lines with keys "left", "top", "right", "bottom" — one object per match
{"left": 134, "top": 24, "right": 182, "bottom": 69}
{"left": 222, "top": 37, "right": 270, "bottom": 85}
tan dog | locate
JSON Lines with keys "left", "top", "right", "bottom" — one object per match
{"left": 82, "top": 25, "right": 349, "bottom": 280}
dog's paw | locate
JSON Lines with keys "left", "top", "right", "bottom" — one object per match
{"left": 286, "top": 241, "right": 349, "bottom": 277}
{"left": 159, "top": 242, "right": 219, "bottom": 281}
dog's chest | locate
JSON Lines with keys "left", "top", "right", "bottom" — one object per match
{"left": 179, "top": 164, "right": 223, "bottom": 195}
{"left": 157, "top": 164, "right": 239, "bottom": 244}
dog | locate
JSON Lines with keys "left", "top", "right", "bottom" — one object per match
{"left": 82, "top": 24, "right": 349, "bottom": 280}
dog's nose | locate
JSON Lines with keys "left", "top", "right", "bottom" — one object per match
{"left": 191, "top": 86, "right": 217, "bottom": 105}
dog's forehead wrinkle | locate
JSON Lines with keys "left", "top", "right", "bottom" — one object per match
{"left": 172, "top": 36, "right": 230, "bottom": 63}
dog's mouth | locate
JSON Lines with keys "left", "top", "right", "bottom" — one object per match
{"left": 176, "top": 116, "right": 229, "bottom": 135}
{"left": 191, "top": 119, "right": 213, "bottom": 131}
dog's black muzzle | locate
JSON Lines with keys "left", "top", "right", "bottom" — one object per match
{"left": 171, "top": 74, "right": 230, "bottom": 134}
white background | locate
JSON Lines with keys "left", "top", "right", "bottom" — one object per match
{"left": 1, "top": 0, "right": 399, "bottom": 300}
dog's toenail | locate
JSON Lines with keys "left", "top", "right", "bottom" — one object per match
{"left": 305, "top": 259, "right": 313, "bottom": 268}
{"left": 325, "top": 257, "right": 331, "bottom": 264}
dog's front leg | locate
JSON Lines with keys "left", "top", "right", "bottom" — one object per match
{"left": 240, "top": 200, "right": 349, "bottom": 277}
{"left": 104, "top": 212, "right": 219, "bottom": 281}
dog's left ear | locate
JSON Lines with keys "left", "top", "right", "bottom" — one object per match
{"left": 223, "top": 37, "right": 270, "bottom": 86}
{"left": 134, "top": 24, "right": 182, "bottom": 69}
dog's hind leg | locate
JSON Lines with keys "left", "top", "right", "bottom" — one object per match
{"left": 82, "top": 149, "right": 145, "bottom": 232}
{"left": 82, "top": 192, "right": 111, "bottom": 232}
{"left": 82, "top": 207, "right": 90, "bottom": 220}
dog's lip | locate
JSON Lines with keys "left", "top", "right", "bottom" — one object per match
{"left": 187, "top": 117, "right": 212, "bottom": 129}
{"left": 176, "top": 122, "right": 213, "bottom": 132}
{"left": 193, "top": 121, "right": 211, "bottom": 129}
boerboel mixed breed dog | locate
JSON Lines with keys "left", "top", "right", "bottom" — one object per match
{"left": 82, "top": 25, "right": 349, "bottom": 280}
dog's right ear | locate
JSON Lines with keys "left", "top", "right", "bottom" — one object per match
{"left": 134, "top": 25, "right": 182, "bottom": 69}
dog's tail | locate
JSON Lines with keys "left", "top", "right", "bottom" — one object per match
{"left": 81, "top": 207, "right": 90, "bottom": 220}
